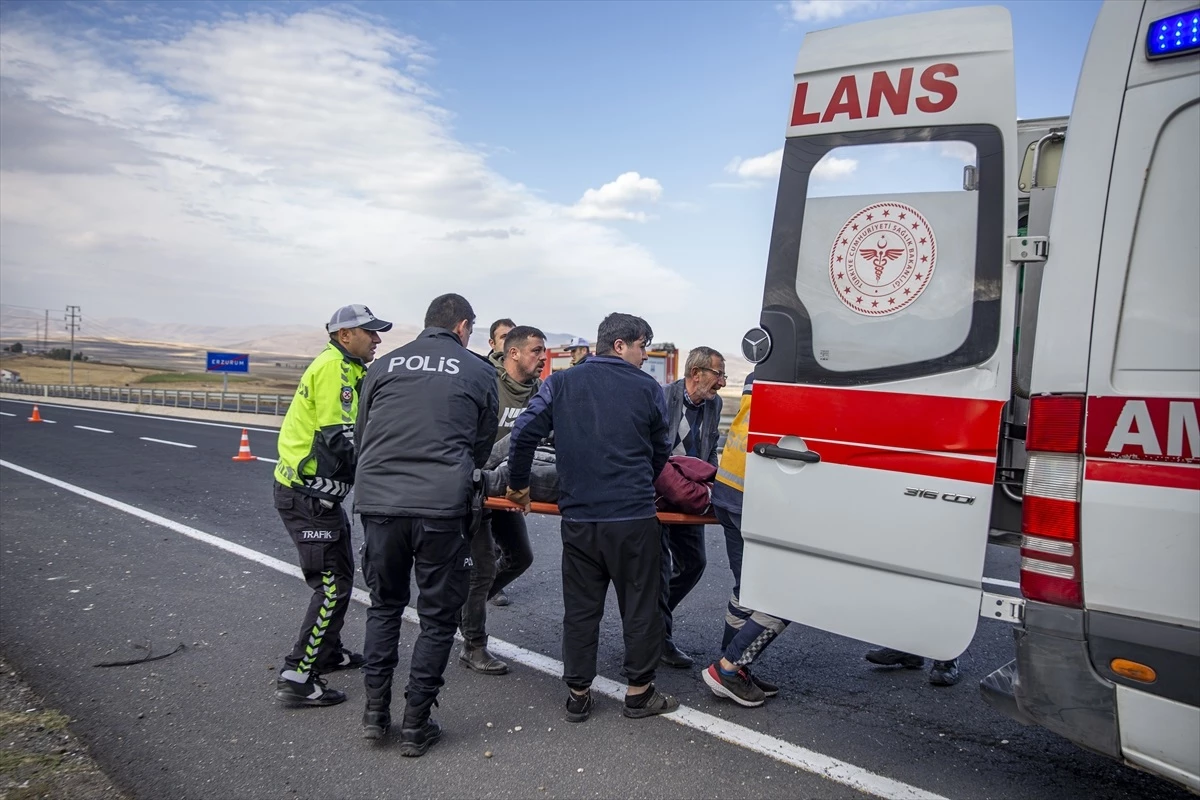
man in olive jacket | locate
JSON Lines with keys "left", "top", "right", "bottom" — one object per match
{"left": 354, "top": 293, "right": 499, "bottom": 756}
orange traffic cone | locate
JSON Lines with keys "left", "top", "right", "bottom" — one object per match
{"left": 231, "top": 429, "right": 258, "bottom": 461}
{"left": 28, "top": 405, "right": 43, "bottom": 423}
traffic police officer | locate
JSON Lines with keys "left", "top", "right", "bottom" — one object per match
{"left": 354, "top": 293, "right": 498, "bottom": 755}
{"left": 272, "top": 304, "right": 392, "bottom": 707}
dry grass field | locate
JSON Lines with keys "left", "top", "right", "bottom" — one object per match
{"left": 0, "top": 354, "right": 299, "bottom": 394}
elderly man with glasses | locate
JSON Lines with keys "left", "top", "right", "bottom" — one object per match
{"left": 658, "top": 346, "right": 727, "bottom": 669}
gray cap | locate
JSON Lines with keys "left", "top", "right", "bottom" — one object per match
{"left": 567, "top": 336, "right": 590, "bottom": 349}
{"left": 327, "top": 304, "right": 393, "bottom": 334}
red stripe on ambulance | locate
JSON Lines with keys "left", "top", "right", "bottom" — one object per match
{"left": 747, "top": 433, "right": 995, "bottom": 485}
{"left": 1085, "top": 459, "right": 1200, "bottom": 491}
{"left": 1084, "top": 396, "right": 1199, "bottom": 464}
{"left": 750, "top": 383, "right": 1004, "bottom": 458}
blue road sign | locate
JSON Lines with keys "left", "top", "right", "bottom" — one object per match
{"left": 206, "top": 352, "right": 250, "bottom": 373}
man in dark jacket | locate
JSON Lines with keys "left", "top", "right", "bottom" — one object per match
{"left": 659, "top": 346, "right": 726, "bottom": 669}
{"left": 506, "top": 312, "right": 678, "bottom": 723}
{"left": 458, "top": 325, "right": 546, "bottom": 675}
{"left": 354, "top": 293, "right": 499, "bottom": 756}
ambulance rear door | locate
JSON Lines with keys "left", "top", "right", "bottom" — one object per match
{"left": 740, "top": 5, "right": 1020, "bottom": 660}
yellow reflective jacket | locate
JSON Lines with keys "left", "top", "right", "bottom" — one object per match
{"left": 715, "top": 374, "right": 753, "bottom": 495}
{"left": 273, "top": 342, "right": 366, "bottom": 501}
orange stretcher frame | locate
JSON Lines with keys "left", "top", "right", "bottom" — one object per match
{"left": 483, "top": 497, "right": 716, "bottom": 525}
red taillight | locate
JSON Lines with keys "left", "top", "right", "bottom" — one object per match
{"left": 1020, "top": 394, "right": 1085, "bottom": 608}
{"left": 1026, "top": 394, "right": 1085, "bottom": 452}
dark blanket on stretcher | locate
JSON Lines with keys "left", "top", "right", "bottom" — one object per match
{"left": 483, "top": 433, "right": 558, "bottom": 502}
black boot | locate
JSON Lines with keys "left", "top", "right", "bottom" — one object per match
{"left": 398, "top": 695, "right": 442, "bottom": 758}
{"left": 362, "top": 678, "right": 392, "bottom": 740}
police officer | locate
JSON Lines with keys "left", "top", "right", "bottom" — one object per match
{"left": 354, "top": 293, "right": 498, "bottom": 756}
{"left": 272, "top": 304, "right": 392, "bottom": 707}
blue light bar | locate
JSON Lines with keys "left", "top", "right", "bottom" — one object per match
{"left": 1146, "top": 8, "right": 1200, "bottom": 59}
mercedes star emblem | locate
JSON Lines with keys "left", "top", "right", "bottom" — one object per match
{"left": 741, "top": 327, "right": 771, "bottom": 364}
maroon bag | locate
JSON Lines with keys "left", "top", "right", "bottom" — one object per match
{"left": 653, "top": 455, "right": 717, "bottom": 515}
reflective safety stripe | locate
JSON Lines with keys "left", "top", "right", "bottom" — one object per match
{"left": 716, "top": 465, "right": 744, "bottom": 491}
{"left": 304, "top": 476, "right": 350, "bottom": 499}
{"left": 298, "top": 571, "right": 338, "bottom": 675}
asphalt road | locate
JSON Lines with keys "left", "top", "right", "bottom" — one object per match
{"left": 0, "top": 398, "right": 1192, "bottom": 800}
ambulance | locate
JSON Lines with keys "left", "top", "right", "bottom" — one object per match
{"left": 737, "top": 1, "right": 1199, "bottom": 790}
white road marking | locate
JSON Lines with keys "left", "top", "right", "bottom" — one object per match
{"left": 982, "top": 577, "right": 1020, "bottom": 589}
{"left": 139, "top": 437, "right": 196, "bottom": 449}
{"left": 0, "top": 399, "right": 280, "bottom": 434}
{"left": 42, "top": 419, "right": 57, "bottom": 424}
{"left": 0, "top": 411, "right": 15, "bottom": 417}
{"left": 2, "top": 457, "right": 945, "bottom": 800}
{"left": 75, "top": 425, "right": 114, "bottom": 434}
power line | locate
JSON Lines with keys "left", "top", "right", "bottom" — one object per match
{"left": 65, "top": 305, "right": 80, "bottom": 386}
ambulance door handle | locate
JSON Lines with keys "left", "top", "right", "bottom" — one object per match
{"left": 753, "top": 443, "right": 820, "bottom": 463}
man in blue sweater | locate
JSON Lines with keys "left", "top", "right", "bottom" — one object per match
{"left": 506, "top": 312, "right": 678, "bottom": 723}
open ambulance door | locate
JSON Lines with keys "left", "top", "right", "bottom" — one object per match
{"left": 739, "top": 6, "right": 1019, "bottom": 661}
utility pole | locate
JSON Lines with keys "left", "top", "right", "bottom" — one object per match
{"left": 65, "top": 305, "right": 80, "bottom": 385}
{"left": 44, "top": 309, "right": 48, "bottom": 354}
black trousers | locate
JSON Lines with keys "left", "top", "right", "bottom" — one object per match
{"left": 458, "top": 510, "right": 497, "bottom": 648}
{"left": 274, "top": 483, "right": 354, "bottom": 675}
{"left": 460, "top": 510, "right": 535, "bottom": 647}
{"left": 561, "top": 517, "right": 662, "bottom": 689}
{"left": 659, "top": 523, "right": 708, "bottom": 645}
{"left": 491, "top": 510, "right": 533, "bottom": 596}
{"left": 361, "top": 515, "right": 471, "bottom": 706}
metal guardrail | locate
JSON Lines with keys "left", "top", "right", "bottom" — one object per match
{"left": 0, "top": 382, "right": 733, "bottom": 428}
{"left": 0, "top": 383, "right": 292, "bottom": 416}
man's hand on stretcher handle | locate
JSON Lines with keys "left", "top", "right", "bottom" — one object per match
{"left": 505, "top": 486, "right": 531, "bottom": 514}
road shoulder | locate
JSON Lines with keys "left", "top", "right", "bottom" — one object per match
{"left": 0, "top": 655, "right": 127, "bottom": 800}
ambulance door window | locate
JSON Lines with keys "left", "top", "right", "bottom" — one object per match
{"left": 757, "top": 125, "right": 1005, "bottom": 387}
{"left": 798, "top": 141, "right": 978, "bottom": 374}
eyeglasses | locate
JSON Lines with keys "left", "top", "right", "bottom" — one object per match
{"left": 700, "top": 367, "right": 728, "bottom": 380}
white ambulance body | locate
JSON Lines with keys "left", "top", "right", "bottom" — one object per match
{"left": 739, "top": 1, "right": 1199, "bottom": 790}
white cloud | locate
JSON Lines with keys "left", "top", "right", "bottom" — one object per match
{"left": 567, "top": 171, "right": 663, "bottom": 222}
{"left": 725, "top": 148, "right": 783, "bottom": 181}
{"left": 938, "top": 141, "right": 977, "bottom": 164}
{"left": 812, "top": 154, "right": 858, "bottom": 180}
{"left": 720, "top": 147, "right": 856, "bottom": 186}
{"left": 0, "top": 8, "right": 693, "bottom": 339}
{"left": 787, "top": 0, "right": 886, "bottom": 22}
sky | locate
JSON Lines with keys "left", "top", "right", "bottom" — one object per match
{"left": 0, "top": 0, "right": 1102, "bottom": 355}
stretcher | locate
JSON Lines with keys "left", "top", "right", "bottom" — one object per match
{"left": 483, "top": 497, "right": 717, "bottom": 526}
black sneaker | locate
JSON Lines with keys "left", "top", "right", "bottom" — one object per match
{"left": 320, "top": 649, "right": 365, "bottom": 673}
{"left": 703, "top": 664, "right": 765, "bottom": 708}
{"left": 274, "top": 674, "right": 346, "bottom": 707}
{"left": 622, "top": 684, "right": 680, "bottom": 719}
{"left": 929, "top": 660, "right": 961, "bottom": 687}
{"left": 864, "top": 647, "right": 925, "bottom": 669}
{"left": 565, "top": 689, "right": 593, "bottom": 723}
{"left": 743, "top": 666, "right": 779, "bottom": 698}
{"left": 489, "top": 590, "right": 511, "bottom": 607}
